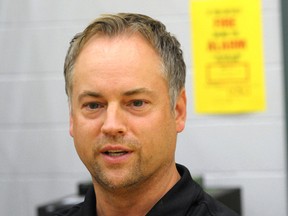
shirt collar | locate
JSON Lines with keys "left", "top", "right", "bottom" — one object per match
{"left": 81, "top": 164, "right": 200, "bottom": 216}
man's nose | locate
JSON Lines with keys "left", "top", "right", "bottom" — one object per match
{"left": 100, "top": 104, "right": 127, "bottom": 136}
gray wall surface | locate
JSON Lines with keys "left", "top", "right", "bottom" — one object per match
{"left": 0, "top": 0, "right": 286, "bottom": 215}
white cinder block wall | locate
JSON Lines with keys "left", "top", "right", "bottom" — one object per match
{"left": 0, "top": 0, "right": 286, "bottom": 215}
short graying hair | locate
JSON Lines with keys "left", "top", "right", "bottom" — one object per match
{"left": 64, "top": 13, "right": 186, "bottom": 108}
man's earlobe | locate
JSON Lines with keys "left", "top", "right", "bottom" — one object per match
{"left": 175, "top": 89, "right": 187, "bottom": 133}
{"left": 69, "top": 114, "right": 74, "bottom": 137}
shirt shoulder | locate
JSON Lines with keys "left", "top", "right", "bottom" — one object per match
{"left": 53, "top": 186, "right": 96, "bottom": 216}
{"left": 147, "top": 164, "right": 239, "bottom": 216}
{"left": 186, "top": 190, "right": 239, "bottom": 216}
{"left": 53, "top": 202, "right": 83, "bottom": 216}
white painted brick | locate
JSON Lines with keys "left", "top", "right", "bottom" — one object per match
{"left": 176, "top": 121, "right": 286, "bottom": 172}
{"left": 0, "top": 79, "right": 69, "bottom": 124}
{"left": 0, "top": 180, "right": 25, "bottom": 215}
{"left": 0, "top": 0, "right": 189, "bottom": 23}
{"left": 0, "top": 27, "right": 77, "bottom": 74}
{"left": 262, "top": 13, "right": 282, "bottom": 64}
{"left": 0, "top": 129, "right": 86, "bottom": 174}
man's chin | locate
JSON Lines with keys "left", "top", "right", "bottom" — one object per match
{"left": 92, "top": 171, "right": 144, "bottom": 192}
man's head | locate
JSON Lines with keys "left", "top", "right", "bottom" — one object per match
{"left": 65, "top": 13, "right": 187, "bottom": 192}
{"left": 64, "top": 13, "right": 186, "bottom": 109}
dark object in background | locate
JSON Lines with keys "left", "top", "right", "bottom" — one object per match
{"left": 37, "top": 182, "right": 92, "bottom": 216}
{"left": 207, "top": 188, "right": 241, "bottom": 215}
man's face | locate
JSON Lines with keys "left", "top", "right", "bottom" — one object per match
{"left": 70, "top": 33, "right": 186, "bottom": 191}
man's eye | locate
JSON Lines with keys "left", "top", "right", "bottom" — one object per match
{"left": 129, "top": 100, "right": 147, "bottom": 108}
{"left": 85, "top": 103, "right": 102, "bottom": 110}
{"left": 132, "top": 100, "right": 144, "bottom": 107}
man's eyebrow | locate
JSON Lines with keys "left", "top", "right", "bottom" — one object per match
{"left": 77, "top": 88, "right": 154, "bottom": 102}
{"left": 78, "top": 91, "right": 103, "bottom": 102}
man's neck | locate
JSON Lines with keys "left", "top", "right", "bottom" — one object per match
{"left": 93, "top": 163, "right": 181, "bottom": 216}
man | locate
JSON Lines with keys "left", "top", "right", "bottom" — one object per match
{"left": 56, "top": 13, "right": 239, "bottom": 216}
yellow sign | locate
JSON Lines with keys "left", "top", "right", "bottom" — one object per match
{"left": 190, "top": 0, "right": 266, "bottom": 114}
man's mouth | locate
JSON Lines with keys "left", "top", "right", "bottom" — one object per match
{"left": 100, "top": 146, "right": 133, "bottom": 163}
{"left": 104, "top": 150, "right": 129, "bottom": 156}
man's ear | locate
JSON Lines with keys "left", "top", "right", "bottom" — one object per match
{"left": 69, "top": 109, "right": 74, "bottom": 138}
{"left": 175, "top": 89, "right": 187, "bottom": 133}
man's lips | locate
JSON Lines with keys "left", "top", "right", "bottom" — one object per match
{"left": 100, "top": 145, "right": 133, "bottom": 157}
{"left": 99, "top": 145, "right": 133, "bottom": 165}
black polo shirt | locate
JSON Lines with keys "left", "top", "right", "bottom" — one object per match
{"left": 54, "top": 164, "right": 239, "bottom": 216}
